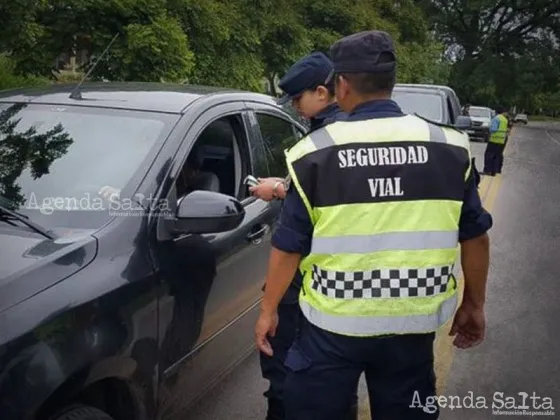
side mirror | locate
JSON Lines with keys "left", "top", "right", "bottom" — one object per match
{"left": 173, "top": 190, "right": 245, "bottom": 235}
{"left": 455, "top": 115, "right": 472, "bottom": 130}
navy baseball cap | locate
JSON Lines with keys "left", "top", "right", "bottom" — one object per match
{"left": 277, "top": 52, "right": 333, "bottom": 105}
{"left": 327, "top": 30, "right": 396, "bottom": 80}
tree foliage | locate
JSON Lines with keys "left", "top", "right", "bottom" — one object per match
{"left": 0, "top": 0, "right": 445, "bottom": 93}
{"left": 418, "top": 0, "right": 560, "bottom": 113}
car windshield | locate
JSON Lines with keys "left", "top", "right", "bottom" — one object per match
{"left": 391, "top": 90, "right": 444, "bottom": 122}
{"left": 469, "top": 108, "right": 491, "bottom": 118}
{"left": 0, "top": 103, "right": 177, "bottom": 230}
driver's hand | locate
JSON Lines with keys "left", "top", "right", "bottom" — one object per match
{"left": 98, "top": 186, "right": 121, "bottom": 201}
{"left": 249, "top": 178, "right": 277, "bottom": 202}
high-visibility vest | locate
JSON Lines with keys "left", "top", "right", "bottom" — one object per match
{"left": 489, "top": 114, "right": 508, "bottom": 144}
{"left": 285, "top": 114, "right": 472, "bottom": 337}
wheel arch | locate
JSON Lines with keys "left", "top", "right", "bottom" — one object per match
{"left": 35, "top": 360, "right": 146, "bottom": 420}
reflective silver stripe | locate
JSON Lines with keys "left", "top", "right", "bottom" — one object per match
{"left": 308, "top": 128, "right": 335, "bottom": 150}
{"left": 428, "top": 123, "right": 447, "bottom": 143}
{"left": 299, "top": 292, "right": 458, "bottom": 336}
{"left": 311, "top": 230, "right": 458, "bottom": 254}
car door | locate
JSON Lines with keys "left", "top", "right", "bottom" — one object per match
{"left": 154, "top": 102, "right": 276, "bottom": 418}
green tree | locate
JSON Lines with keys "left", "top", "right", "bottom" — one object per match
{"left": 418, "top": 0, "right": 560, "bottom": 108}
{"left": 258, "top": 0, "right": 312, "bottom": 95}
{"left": 2, "top": 0, "right": 195, "bottom": 82}
{"left": 169, "top": 0, "right": 265, "bottom": 90}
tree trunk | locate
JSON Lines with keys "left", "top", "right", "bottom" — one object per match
{"left": 267, "top": 73, "right": 277, "bottom": 96}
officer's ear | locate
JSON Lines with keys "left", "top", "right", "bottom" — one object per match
{"left": 315, "top": 85, "right": 330, "bottom": 101}
{"left": 334, "top": 75, "right": 350, "bottom": 101}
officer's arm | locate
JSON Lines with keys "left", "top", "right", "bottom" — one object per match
{"left": 458, "top": 173, "right": 493, "bottom": 309}
{"left": 489, "top": 117, "right": 499, "bottom": 133}
{"left": 260, "top": 186, "right": 313, "bottom": 314}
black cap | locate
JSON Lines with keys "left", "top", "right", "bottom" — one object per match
{"left": 277, "top": 52, "right": 333, "bottom": 105}
{"left": 495, "top": 105, "right": 505, "bottom": 114}
{"left": 329, "top": 30, "right": 396, "bottom": 76}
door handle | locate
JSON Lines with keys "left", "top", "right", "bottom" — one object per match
{"left": 246, "top": 225, "right": 269, "bottom": 244}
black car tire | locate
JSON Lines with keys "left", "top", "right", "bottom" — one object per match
{"left": 50, "top": 405, "right": 115, "bottom": 420}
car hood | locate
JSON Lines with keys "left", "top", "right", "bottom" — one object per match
{"left": 0, "top": 225, "right": 98, "bottom": 313}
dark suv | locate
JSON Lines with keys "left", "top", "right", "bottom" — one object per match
{"left": 0, "top": 83, "right": 306, "bottom": 420}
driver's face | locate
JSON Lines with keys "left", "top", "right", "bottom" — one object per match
{"left": 182, "top": 164, "right": 198, "bottom": 184}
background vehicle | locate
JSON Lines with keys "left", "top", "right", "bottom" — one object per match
{"left": 466, "top": 106, "right": 493, "bottom": 142}
{"left": 0, "top": 82, "right": 306, "bottom": 420}
{"left": 514, "top": 113, "right": 528, "bottom": 124}
{"left": 391, "top": 83, "right": 471, "bottom": 130}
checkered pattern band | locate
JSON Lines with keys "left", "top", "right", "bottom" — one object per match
{"left": 310, "top": 264, "right": 454, "bottom": 299}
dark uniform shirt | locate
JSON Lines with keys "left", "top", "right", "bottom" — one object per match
{"left": 309, "top": 102, "right": 347, "bottom": 132}
{"left": 273, "top": 99, "right": 493, "bottom": 259}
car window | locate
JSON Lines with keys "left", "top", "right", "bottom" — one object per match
{"left": 0, "top": 102, "right": 177, "bottom": 229}
{"left": 469, "top": 108, "right": 492, "bottom": 118}
{"left": 178, "top": 115, "right": 249, "bottom": 201}
{"left": 391, "top": 91, "right": 444, "bottom": 122}
{"left": 255, "top": 113, "right": 299, "bottom": 177}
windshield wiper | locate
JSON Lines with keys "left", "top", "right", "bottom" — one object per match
{"left": 0, "top": 205, "right": 57, "bottom": 240}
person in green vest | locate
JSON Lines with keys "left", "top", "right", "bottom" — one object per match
{"left": 254, "top": 30, "right": 492, "bottom": 419}
{"left": 483, "top": 105, "right": 509, "bottom": 175}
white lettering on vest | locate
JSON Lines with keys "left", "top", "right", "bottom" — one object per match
{"left": 338, "top": 150, "right": 348, "bottom": 168}
{"left": 367, "top": 177, "right": 404, "bottom": 197}
{"left": 338, "top": 145, "right": 429, "bottom": 168}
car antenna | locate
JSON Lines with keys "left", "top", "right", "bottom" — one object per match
{"left": 69, "top": 33, "right": 119, "bottom": 100}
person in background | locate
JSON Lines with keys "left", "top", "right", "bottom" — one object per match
{"left": 483, "top": 105, "right": 509, "bottom": 176}
{"left": 250, "top": 52, "right": 357, "bottom": 420}
{"left": 255, "top": 30, "right": 492, "bottom": 419}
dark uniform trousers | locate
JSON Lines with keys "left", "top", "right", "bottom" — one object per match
{"left": 260, "top": 281, "right": 359, "bottom": 420}
{"left": 484, "top": 141, "right": 505, "bottom": 175}
{"left": 259, "top": 282, "right": 301, "bottom": 420}
{"left": 283, "top": 317, "right": 439, "bottom": 420}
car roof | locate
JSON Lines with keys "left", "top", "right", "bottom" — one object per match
{"left": 0, "top": 82, "right": 279, "bottom": 114}
{"left": 393, "top": 85, "right": 446, "bottom": 98}
{"left": 470, "top": 106, "right": 491, "bottom": 110}
{"left": 394, "top": 83, "right": 457, "bottom": 96}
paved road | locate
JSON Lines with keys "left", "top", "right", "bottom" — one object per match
{"left": 186, "top": 122, "right": 560, "bottom": 419}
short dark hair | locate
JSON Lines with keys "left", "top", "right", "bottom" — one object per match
{"left": 307, "top": 80, "right": 335, "bottom": 98}
{"left": 338, "top": 52, "right": 396, "bottom": 95}
{"left": 325, "top": 80, "right": 335, "bottom": 97}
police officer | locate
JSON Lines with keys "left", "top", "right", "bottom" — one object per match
{"left": 250, "top": 52, "right": 346, "bottom": 201}
{"left": 255, "top": 30, "right": 493, "bottom": 420}
{"left": 483, "top": 105, "right": 509, "bottom": 176}
{"left": 250, "top": 52, "right": 358, "bottom": 420}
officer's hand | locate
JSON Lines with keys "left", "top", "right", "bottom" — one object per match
{"left": 255, "top": 310, "right": 279, "bottom": 357}
{"left": 249, "top": 178, "right": 277, "bottom": 202}
{"left": 449, "top": 301, "right": 486, "bottom": 349}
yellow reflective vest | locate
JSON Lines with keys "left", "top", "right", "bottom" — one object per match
{"left": 489, "top": 114, "right": 508, "bottom": 145}
{"left": 285, "top": 114, "right": 472, "bottom": 337}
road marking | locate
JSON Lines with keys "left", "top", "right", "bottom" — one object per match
{"left": 545, "top": 130, "right": 560, "bottom": 147}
